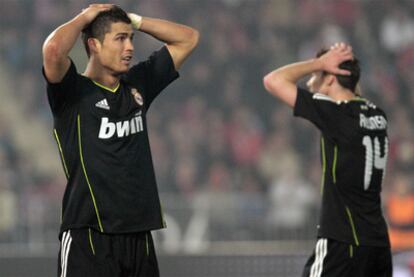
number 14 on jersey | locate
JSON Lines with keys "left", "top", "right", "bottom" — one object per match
{"left": 362, "top": 136, "right": 389, "bottom": 190}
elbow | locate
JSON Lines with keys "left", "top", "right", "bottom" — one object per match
{"left": 42, "top": 40, "right": 63, "bottom": 64}
{"left": 263, "top": 72, "right": 296, "bottom": 107}
{"left": 186, "top": 28, "right": 200, "bottom": 50}
{"left": 188, "top": 28, "right": 200, "bottom": 50}
{"left": 263, "top": 74, "right": 273, "bottom": 93}
{"left": 263, "top": 73, "right": 282, "bottom": 96}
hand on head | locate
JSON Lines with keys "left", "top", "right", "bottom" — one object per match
{"left": 319, "top": 42, "right": 354, "bottom": 76}
{"left": 81, "top": 3, "right": 114, "bottom": 24}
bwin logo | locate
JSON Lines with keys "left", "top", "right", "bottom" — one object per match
{"left": 98, "top": 114, "right": 144, "bottom": 139}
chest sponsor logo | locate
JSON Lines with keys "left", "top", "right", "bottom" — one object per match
{"left": 98, "top": 113, "right": 144, "bottom": 139}
{"left": 95, "top": 98, "right": 110, "bottom": 110}
{"left": 131, "top": 88, "right": 143, "bottom": 106}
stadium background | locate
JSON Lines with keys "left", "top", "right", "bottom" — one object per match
{"left": 1, "top": 0, "right": 414, "bottom": 276}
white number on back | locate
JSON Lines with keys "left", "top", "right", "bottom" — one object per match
{"left": 362, "top": 136, "right": 388, "bottom": 190}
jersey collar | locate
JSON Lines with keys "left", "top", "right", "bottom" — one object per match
{"left": 92, "top": 80, "right": 120, "bottom": 93}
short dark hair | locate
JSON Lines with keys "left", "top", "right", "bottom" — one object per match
{"left": 316, "top": 48, "right": 360, "bottom": 93}
{"left": 82, "top": 6, "right": 131, "bottom": 57}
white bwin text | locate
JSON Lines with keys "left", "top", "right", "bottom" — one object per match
{"left": 98, "top": 114, "right": 143, "bottom": 139}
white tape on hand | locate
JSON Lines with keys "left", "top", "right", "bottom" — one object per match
{"left": 128, "top": 13, "right": 143, "bottom": 30}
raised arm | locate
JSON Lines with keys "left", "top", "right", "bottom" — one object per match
{"left": 263, "top": 43, "right": 353, "bottom": 107}
{"left": 129, "top": 14, "right": 199, "bottom": 70}
{"left": 42, "top": 4, "right": 113, "bottom": 83}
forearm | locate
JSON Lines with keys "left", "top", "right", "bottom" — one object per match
{"left": 269, "top": 58, "right": 323, "bottom": 84}
{"left": 139, "top": 17, "right": 198, "bottom": 47}
{"left": 264, "top": 43, "right": 353, "bottom": 107}
{"left": 263, "top": 59, "right": 322, "bottom": 107}
{"left": 131, "top": 15, "right": 199, "bottom": 69}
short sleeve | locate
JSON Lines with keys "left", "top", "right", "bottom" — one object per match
{"left": 294, "top": 87, "right": 342, "bottom": 136}
{"left": 42, "top": 60, "right": 78, "bottom": 115}
{"left": 124, "top": 46, "right": 179, "bottom": 109}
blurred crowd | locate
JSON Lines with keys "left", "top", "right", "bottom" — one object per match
{"left": 0, "top": 0, "right": 413, "bottom": 261}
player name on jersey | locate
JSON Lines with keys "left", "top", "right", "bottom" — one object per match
{"left": 359, "top": 114, "right": 387, "bottom": 130}
{"left": 98, "top": 113, "right": 144, "bottom": 139}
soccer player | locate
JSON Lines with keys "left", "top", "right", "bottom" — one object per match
{"left": 42, "top": 4, "right": 199, "bottom": 277}
{"left": 263, "top": 43, "right": 392, "bottom": 277}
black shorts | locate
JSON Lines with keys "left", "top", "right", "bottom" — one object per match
{"left": 57, "top": 228, "right": 159, "bottom": 277}
{"left": 302, "top": 238, "right": 392, "bottom": 277}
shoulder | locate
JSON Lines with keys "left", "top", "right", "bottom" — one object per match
{"left": 350, "top": 98, "right": 387, "bottom": 116}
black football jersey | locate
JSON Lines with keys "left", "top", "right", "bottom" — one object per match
{"left": 294, "top": 88, "right": 390, "bottom": 247}
{"left": 43, "top": 47, "right": 179, "bottom": 234}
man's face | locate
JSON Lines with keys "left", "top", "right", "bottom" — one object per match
{"left": 96, "top": 22, "right": 134, "bottom": 74}
{"left": 307, "top": 71, "right": 327, "bottom": 93}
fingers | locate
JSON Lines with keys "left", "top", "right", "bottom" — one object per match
{"left": 87, "top": 3, "right": 113, "bottom": 12}
{"left": 320, "top": 42, "right": 354, "bottom": 75}
{"left": 330, "top": 42, "right": 353, "bottom": 59}
{"left": 335, "top": 69, "right": 352, "bottom": 76}
{"left": 330, "top": 42, "right": 352, "bottom": 52}
{"left": 81, "top": 3, "right": 114, "bottom": 23}
{"left": 82, "top": 3, "right": 113, "bottom": 17}
{"left": 89, "top": 4, "right": 114, "bottom": 8}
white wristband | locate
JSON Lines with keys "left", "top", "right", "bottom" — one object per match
{"left": 128, "top": 13, "right": 143, "bottom": 30}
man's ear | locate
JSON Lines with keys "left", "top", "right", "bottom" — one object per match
{"left": 325, "top": 74, "right": 335, "bottom": 87}
{"left": 88, "top": 38, "right": 101, "bottom": 55}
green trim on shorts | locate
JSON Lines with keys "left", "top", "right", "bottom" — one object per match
{"left": 88, "top": 228, "right": 95, "bottom": 255}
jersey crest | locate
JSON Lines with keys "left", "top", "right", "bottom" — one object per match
{"left": 131, "top": 88, "right": 143, "bottom": 106}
